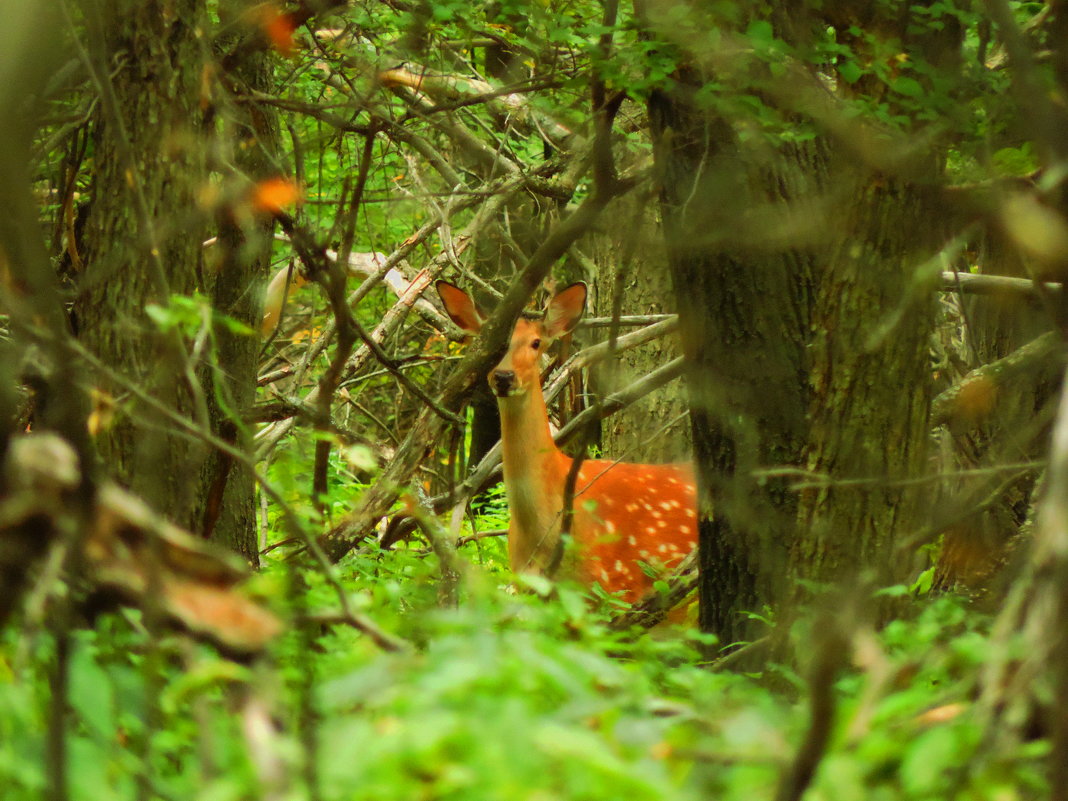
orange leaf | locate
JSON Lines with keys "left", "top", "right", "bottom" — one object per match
{"left": 953, "top": 375, "right": 997, "bottom": 426}
{"left": 259, "top": 4, "right": 297, "bottom": 56}
{"left": 915, "top": 702, "right": 967, "bottom": 726}
{"left": 251, "top": 177, "right": 301, "bottom": 214}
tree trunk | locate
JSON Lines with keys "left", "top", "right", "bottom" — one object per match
{"left": 75, "top": 0, "right": 264, "bottom": 560}
{"left": 198, "top": 42, "right": 280, "bottom": 561}
{"left": 592, "top": 192, "right": 690, "bottom": 463}
{"left": 643, "top": 4, "right": 949, "bottom": 650}
{"left": 76, "top": 0, "right": 210, "bottom": 531}
{"left": 791, "top": 179, "right": 938, "bottom": 596}
{"left": 649, "top": 86, "right": 816, "bottom": 645}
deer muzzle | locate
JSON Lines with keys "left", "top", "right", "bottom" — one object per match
{"left": 490, "top": 369, "right": 516, "bottom": 397}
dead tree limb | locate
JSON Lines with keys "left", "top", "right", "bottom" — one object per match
{"left": 322, "top": 188, "right": 620, "bottom": 561}
{"left": 932, "top": 330, "right": 1063, "bottom": 432}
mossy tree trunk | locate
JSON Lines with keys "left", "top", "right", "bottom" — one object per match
{"left": 591, "top": 192, "right": 690, "bottom": 464}
{"left": 199, "top": 39, "right": 281, "bottom": 562}
{"left": 76, "top": 0, "right": 210, "bottom": 531}
{"left": 75, "top": 0, "right": 268, "bottom": 559}
{"left": 643, "top": 2, "right": 954, "bottom": 650}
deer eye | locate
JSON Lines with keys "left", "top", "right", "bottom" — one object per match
{"left": 531, "top": 338, "right": 542, "bottom": 350}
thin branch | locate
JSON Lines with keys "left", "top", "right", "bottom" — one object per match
{"left": 274, "top": 213, "right": 464, "bottom": 426}
{"left": 302, "top": 610, "right": 410, "bottom": 653}
{"left": 931, "top": 330, "right": 1063, "bottom": 431}
{"left": 455, "top": 528, "right": 508, "bottom": 547}
{"left": 608, "top": 550, "right": 699, "bottom": 631}
{"left": 55, "top": 336, "right": 409, "bottom": 653}
{"left": 554, "top": 357, "right": 686, "bottom": 446}
{"left": 324, "top": 185, "right": 621, "bottom": 560}
{"left": 773, "top": 610, "right": 847, "bottom": 801}
{"left": 256, "top": 173, "right": 533, "bottom": 458}
{"left": 435, "top": 354, "right": 686, "bottom": 514}
{"left": 939, "top": 270, "right": 1062, "bottom": 301}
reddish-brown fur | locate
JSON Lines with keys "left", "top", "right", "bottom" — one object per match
{"left": 437, "top": 281, "right": 697, "bottom": 603}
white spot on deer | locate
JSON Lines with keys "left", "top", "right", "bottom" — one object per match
{"left": 628, "top": 536, "right": 637, "bottom": 546}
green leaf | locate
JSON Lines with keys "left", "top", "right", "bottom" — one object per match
{"left": 144, "top": 302, "right": 175, "bottom": 330}
{"left": 892, "top": 75, "right": 924, "bottom": 98}
{"left": 992, "top": 144, "right": 1038, "bottom": 177}
{"left": 214, "top": 312, "right": 255, "bottom": 336}
{"left": 838, "top": 60, "right": 863, "bottom": 84}
{"left": 910, "top": 566, "right": 935, "bottom": 594}
{"left": 69, "top": 735, "right": 116, "bottom": 798}
{"left": 515, "top": 573, "right": 554, "bottom": 597}
{"left": 69, "top": 641, "right": 115, "bottom": 740}
{"left": 745, "top": 19, "right": 775, "bottom": 44}
{"left": 901, "top": 725, "right": 969, "bottom": 795}
{"left": 874, "top": 583, "right": 910, "bottom": 598}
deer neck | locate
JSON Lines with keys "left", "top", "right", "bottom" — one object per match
{"left": 497, "top": 384, "right": 572, "bottom": 576}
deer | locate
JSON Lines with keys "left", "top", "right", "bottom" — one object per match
{"left": 436, "top": 280, "right": 698, "bottom": 604}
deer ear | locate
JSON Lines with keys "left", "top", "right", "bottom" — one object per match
{"left": 436, "top": 281, "right": 484, "bottom": 334}
{"left": 543, "top": 282, "right": 587, "bottom": 339}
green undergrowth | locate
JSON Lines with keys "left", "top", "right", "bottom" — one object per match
{"left": 0, "top": 446, "right": 1046, "bottom": 799}
{"left": 0, "top": 531, "right": 1046, "bottom": 801}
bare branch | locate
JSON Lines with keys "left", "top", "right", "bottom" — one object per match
{"left": 932, "top": 331, "right": 1063, "bottom": 432}
{"left": 323, "top": 185, "right": 621, "bottom": 560}
{"left": 940, "top": 270, "right": 1061, "bottom": 301}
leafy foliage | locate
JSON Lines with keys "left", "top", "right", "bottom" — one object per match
{"left": 0, "top": 555, "right": 1044, "bottom": 800}
{"left": 2, "top": 0, "right": 1064, "bottom": 798}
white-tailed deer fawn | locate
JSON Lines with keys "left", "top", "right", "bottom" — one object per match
{"left": 437, "top": 281, "right": 697, "bottom": 603}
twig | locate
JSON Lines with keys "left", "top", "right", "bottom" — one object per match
{"left": 608, "top": 550, "right": 699, "bottom": 631}
{"left": 939, "top": 270, "right": 1061, "bottom": 301}
{"left": 580, "top": 313, "right": 675, "bottom": 327}
{"left": 303, "top": 610, "right": 410, "bottom": 653}
{"left": 774, "top": 611, "right": 849, "bottom": 801}
{"left": 455, "top": 528, "right": 508, "bottom": 547}
{"left": 931, "top": 330, "right": 1063, "bottom": 430}
{"left": 56, "top": 336, "right": 409, "bottom": 653}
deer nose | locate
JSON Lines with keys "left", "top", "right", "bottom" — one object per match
{"left": 491, "top": 369, "right": 515, "bottom": 396}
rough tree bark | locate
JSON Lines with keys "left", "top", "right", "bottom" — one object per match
{"left": 74, "top": 0, "right": 263, "bottom": 557}
{"left": 592, "top": 191, "right": 690, "bottom": 463}
{"left": 649, "top": 85, "right": 816, "bottom": 645}
{"left": 642, "top": 2, "right": 952, "bottom": 650}
{"left": 75, "top": 0, "right": 211, "bottom": 531}
{"left": 201, "top": 28, "right": 282, "bottom": 561}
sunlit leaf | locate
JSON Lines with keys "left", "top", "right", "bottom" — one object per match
{"left": 251, "top": 177, "right": 301, "bottom": 214}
